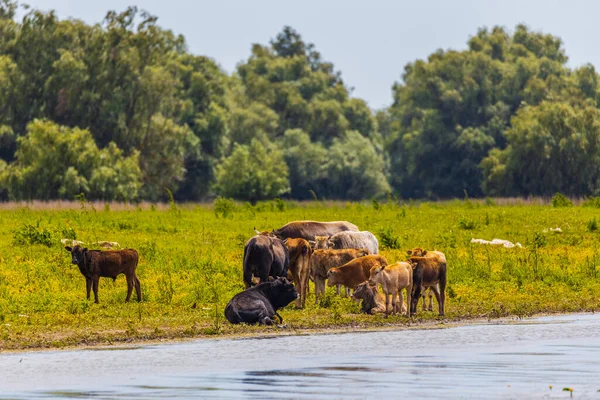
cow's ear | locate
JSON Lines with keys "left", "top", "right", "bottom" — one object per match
{"left": 406, "top": 250, "right": 412, "bottom": 255}
{"left": 379, "top": 265, "right": 386, "bottom": 272}
{"left": 82, "top": 247, "right": 88, "bottom": 253}
{"left": 65, "top": 246, "right": 72, "bottom": 252}
{"left": 422, "top": 250, "right": 427, "bottom": 256}
{"left": 308, "top": 240, "right": 316, "bottom": 248}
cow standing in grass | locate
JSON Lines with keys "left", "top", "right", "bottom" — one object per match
{"left": 243, "top": 235, "right": 289, "bottom": 288}
{"left": 310, "top": 248, "right": 370, "bottom": 303}
{"left": 258, "top": 220, "right": 359, "bottom": 241}
{"left": 65, "top": 245, "right": 141, "bottom": 304}
{"left": 408, "top": 248, "right": 447, "bottom": 316}
{"left": 284, "top": 238, "right": 313, "bottom": 309}
{"left": 368, "top": 262, "right": 413, "bottom": 317}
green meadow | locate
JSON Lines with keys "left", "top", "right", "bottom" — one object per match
{"left": 1, "top": 198, "right": 599, "bottom": 351}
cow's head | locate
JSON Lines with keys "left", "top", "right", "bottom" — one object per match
{"left": 270, "top": 277, "right": 298, "bottom": 308}
{"left": 326, "top": 268, "right": 341, "bottom": 286}
{"left": 368, "top": 264, "right": 386, "bottom": 285}
{"left": 311, "top": 236, "right": 330, "bottom": 249}
{"left": 407, "top": 247, "right": 427, "bottom": 257}
{"left": 352, "top": 281, "right": 375, "bottom": 301}
{"left": 65, "top": 245, "right": 87, "bottom": 265}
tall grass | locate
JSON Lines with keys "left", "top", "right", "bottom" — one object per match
{"left": 1, "top": 199, "right": 600, "bottom": 350}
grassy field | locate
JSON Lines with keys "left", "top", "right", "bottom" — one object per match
{"left": 1, "top": 198, "right": 599, "bottom": 351}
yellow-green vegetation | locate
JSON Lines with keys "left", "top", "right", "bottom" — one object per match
{"left": 1, "top": 199, "right": 600, "bottom": 351}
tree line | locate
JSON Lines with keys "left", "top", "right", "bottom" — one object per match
{"left": 0, "top": 2, "right": 599, "bottom": 202}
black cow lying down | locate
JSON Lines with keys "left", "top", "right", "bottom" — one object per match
{"left": 225, "top": 277, "right": 298, "bottom": 325}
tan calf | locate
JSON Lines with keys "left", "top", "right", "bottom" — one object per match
{"left": 310, "top": 248, "right": 370, "bottom": 303}
{"left": 368, "top": 262, "right": 413, "bottom": 317}
{"left": 284, "top": 238, "right": 313, "bottom": 309}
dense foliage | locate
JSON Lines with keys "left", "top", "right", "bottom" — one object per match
{"left": 1, "top": 2, "right": 600, "bottom": 201}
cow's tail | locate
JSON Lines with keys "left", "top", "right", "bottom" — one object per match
{"left": 243, "top": 244, "right": 254, "bottom": 288}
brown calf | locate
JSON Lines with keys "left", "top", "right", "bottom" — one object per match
{"left": 408, "top": 249, "right": 447, "bottom": 316}
{"left": 327, "top": 255, "right": 388, "bottom": 292}
{"left": 368, "top": 261, "right": 413, "bottom": 317}
{"left": 65, "top": 245, "right": 141, "bottom": 304}
{"left": 310, "top": 248, "right": 370, "bottom": 303}
{"left": 284, "top": 238, "right": 313, "bottom": 309}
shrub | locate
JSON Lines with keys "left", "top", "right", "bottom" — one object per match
{"left": 552, "top": 192, "right": 572, "bottom": 208}
{"left": 587, "top": 218, "right": 598, "bottom": 232}
{"left": 13, "top": 222, "right": 54, "bottom": 247}
{"left": 582, "top": 196, "right": 600, "bottom": 208}
{"left": 213, "top": 197, "right": 237, "bottom": 219}
{"left": 379, "top": 227, "right": 401, "bottom": 249}
{"left": 458, "top": 216, "right": 477, "bottom": 230}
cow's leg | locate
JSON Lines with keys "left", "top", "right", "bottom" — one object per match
{"left": 384, "top": 292, "right": 390, "bottom": 317}
{"left": 274, "top": 311, "right": 284, "bottom": 324}
{"left": 438, "top": 275, "right": 447, "bottom": 317}
{"left": 315, "top": 279, "right": 323, "bottom": 304}
{"left": 429, "top": 288, "right": 434, "bottom": 311}
{"left": 92, "top": 275, "right": 100, "bottom": 304}
{"left": 398, "top": 290, "right": 404, "bottom": 317}
{"left": 125, "top": 274, "right": 134, "bottom": 303}
{"left": 430, "top": 284, "right": 443, "bottom": 316}
{"left": 85, "top": 278, "right": 92, "bottom": 300}
{"left": 134, "top": 276, "right": 142, "bottom": 302}
{"left": 391, "top": 290, "right": 398, "bottom": 316}
{"left": 411, "top": 284, "right": 421, "bottom": 316}
{"left": 421, "top": 287, "right": 427, "bottom": 311}
{"left": 336, "top": 284, "right": 341, "bottom": 296}
{"left": 300, "top": 264, "right": 309, "bottom": 309}
{"left": 293, "top": 271, "right": 302, "bottom": 309}
{"left": 405, "top": 286, "right": 412, "bottom": 317}
{"left": 258, "top": 267, "right": 269, "bottom": 285}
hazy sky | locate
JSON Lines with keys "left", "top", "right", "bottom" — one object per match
{"left": 19, "top": 0, "right": 597, "bottom": 109}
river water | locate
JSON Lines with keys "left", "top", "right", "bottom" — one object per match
{"left": 2, "top": 313, "right": 600, "bottom": 399}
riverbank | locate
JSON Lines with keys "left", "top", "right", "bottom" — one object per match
{"left": 1, "top": 201, "right": 600, "bottom": 351}
{"left": 1, "top": 310, "right": 595, "bottom": 353}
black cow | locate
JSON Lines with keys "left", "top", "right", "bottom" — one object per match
{"left": 224, "top": 277, "right": 298, "bottom": 325}
{"left": 243, "top": 235, "right": 289, "bottom": 288}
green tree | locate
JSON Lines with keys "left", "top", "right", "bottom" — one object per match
{"left": 386, "top": 25, "right": 587, "bottom": 198}
{"left": 481, "top": 101, "right": 600, "bottom": 196}
{"left": 322, "top": 131, "right": 390, "bottom": 200}
{"left": 1, "top": 119, "right": 141, "bottom": 200}
{"left": 214, "top": 139, "right": 289, "bottom": 202}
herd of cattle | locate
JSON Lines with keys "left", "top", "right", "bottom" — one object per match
{"left": 225, "top": 220, "right": 447, "bottom": 326}
{"left": 61, "top": 220, "right": 447, "bottom": 327}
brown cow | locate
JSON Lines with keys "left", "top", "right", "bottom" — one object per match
{"left": 368, "top": 261, "right": 413, "bottom": 317}
{"left": 65, "top": 245, "right": 141, "bottom": 304}
{"left": 265, "top": 220, "right": 359, "bottom": 241}
{"left": 352, "top": 282, "right": 405, "bottom": 315}
{"left": 408, "top": 249, "right": 447, "bottom": 316}
{"left": 326, "top": 255, "right": 388, "bottom": 293}
{"left": 284, "top": 238, "right": 313, "bottom": 309}
{"left": 407, "top": 247, "right": 437, "bottom": 311}
{"left": 311, "top": 248, "right": 370, "bottom": 303}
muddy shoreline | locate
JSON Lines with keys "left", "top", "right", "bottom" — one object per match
{"left": 1, "top": 310, "right": 586, "bottom": 354}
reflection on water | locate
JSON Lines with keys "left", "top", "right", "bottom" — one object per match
{"left": 2, "top": 313, "right": 600, "bottom": 399}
